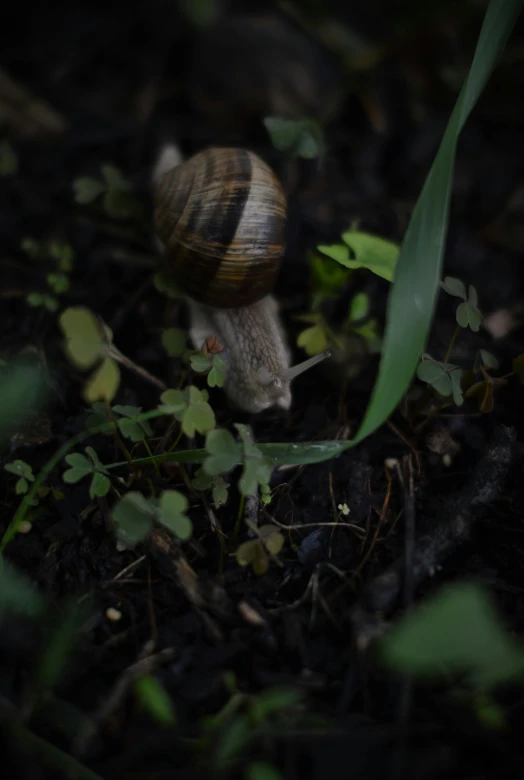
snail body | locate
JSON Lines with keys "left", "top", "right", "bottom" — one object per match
{"left": 153, "top": 145, "right": 326, "bottom": 413}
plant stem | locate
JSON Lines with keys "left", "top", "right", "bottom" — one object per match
{"left": 104, "top": 401, "right": 133, "bottom": 468}
{"left": 0, "top": 410, "right": 169, "bottom": 551}
{"left": 444, "top": 324, "right": 461, "bottom": 364}
{"left": 233, "top": 495, "right": 246, "bottom": 546}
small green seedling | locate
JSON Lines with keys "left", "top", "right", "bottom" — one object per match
{"left": 160, "top": 386, "right": 216, "bottom": 437}
{"left": 85, "top": 401, "right": 152, "bottom": 441}
{"left": 191, "top": 469, "right": 229, "bottom": 508}
{"left": 440, "top": 277, "right": 483, "bottom": 332}
{"left": 202, "top": 425, "right": 274, "bottom": 498}
{"left": 4, "top": 460, "right": 35, "bottom": 495}
{"left": 62, "top": 446, "right": 111, "bottom": 498}
{"left": 235, "top": 524, "right": 284, "bottom": 574}
{"left": 417, "top": 357, "right": 464, "bottom": 406}
{"left": 22, "top": 239, "right": 74, "bottom": 311}
{"left": 73, "top": 163, "right": 142, "bottom": 220}
{"left": 264, "top": 117, "right": 325, "bottom": 159}
{"left": 112, "top": 489, "right": 192, "bottom": 548}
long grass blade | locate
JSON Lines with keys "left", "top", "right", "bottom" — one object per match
{"left": 353, "top": 0, "right": 522, "bottom": 444}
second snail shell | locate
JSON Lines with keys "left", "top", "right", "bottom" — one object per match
{"left": 153, "top": 147, "right": 287, "bottom": 309}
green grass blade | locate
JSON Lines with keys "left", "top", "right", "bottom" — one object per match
{"left": 353, "top": 0, "right": 522, "bottom": 444}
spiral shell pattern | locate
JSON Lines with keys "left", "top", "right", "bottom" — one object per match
{"left": 153, "top": 148, "right": 287, "bottom": 308}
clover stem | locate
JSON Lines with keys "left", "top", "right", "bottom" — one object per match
{"left": 142, "top": 438, "right": 160, "bottom": 476}
{"left": 166, "top": 426, "right": 184, "bottom": 454}
{"left": 233, "top": 495, "right": 246, "bottom": 545}
{"left": 444, "top": 324, "right": 461, "bottom": 364}
{"left": 104, "top": 401, "right": 133, "bottom": 469}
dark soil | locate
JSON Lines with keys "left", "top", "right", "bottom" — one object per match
{"left": 2, "top": 1, "right": 524, "bottom": 778}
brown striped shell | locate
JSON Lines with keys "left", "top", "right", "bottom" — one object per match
{"left": 153, "top": 148, "right": 287, "bottom": 308}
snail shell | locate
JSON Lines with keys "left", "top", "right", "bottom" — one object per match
{"left": 153, "top": 147, "right": 287, "bottom": 308}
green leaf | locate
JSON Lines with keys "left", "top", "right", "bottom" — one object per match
{"left": 179, "top": 386, "right": 215, "bottom": 437}
{"left": 153, "top": 271, "right": 181, "bottom": 299}
{"left": 259, "top": 525, "right": 284, "bottom": 556}
{"left": 158, "top": 491, "right": 192, "bottom": 541}
{"left": 112, "top": 491, "right": 155, "bottom": 548}
{"left": 440, "top": 276, "right": 467, "bottom": 299}
{"left": 249, "top": 687, "right": 303, "bottom": 722}
{"left": 246, "top": 762, "right": 284, "bottom": 780}
{"left": 264, "top": 117, "right": 325, "bottom": 159}
{"left": 90, "top": 472, "right": 111, "bottom": 498}
{"left": 35, "top": 601, "right": 86, "bottom": 693}
{"left": 84, "top": 357, "right": 120, "bottom": 404}
{"left": 47, "top": 272, "right": 69, "bottom": 294}
{"left": 101, "top": 164, "right": 130, "bottom": 191}
{"left": 318, "top": 230, "right": 399, "bottom": 282}
{"left": 59, "top": 307, "right": 105, "bottom": 369}
{"left": 15, "top": 477, "right": 28, "bottom": 494}
{"left": 480, "top": 350, "right": 499, "bottom": 370}
{"left": 103, "top": 188, "right": 141, "bottom": 221}
{"left": 380, "top": 583, "right": 524, "bottom": 691}
{"left": 21, "top": 237, "right": 40, "bottom": 258}
{"left": 161, "top": 328, "right": 187, "bottom": 357}
{"left": 159, "top": 388, "right": 187, "bottom": 416}
{"left": 208, "top": 354, "right": 227, "bottom": 388}
{"left": 190, "top": 353, "right": 212, "bottom": 373}
{"left": 179, "top": 0, "right": 220, "bottom": 29}
{"left": 456, "top": 301, "right": 482, "bottom": 332}
{"left": 0, "top": 557, "right": 45, "bottom": 618}
{"left": 134, "top": 675, "right": 176, "bottom": 726}
{"left": 73, "top": 176, "right": 107, "bottom": 204}
{"left": 63, "top": 453, "right": 92, "bottom": 484}
{"left": 113, "top": 406, "right": 153, "bottom": 442}
{"left": 0, "top": 140, "right": 18, "bottom": 176}
{"left": 214, "top": 713, "right": 252, "bottom": 765}
{"left": 296, "top": 324, "right": 328, "bottom": 356}
{"left": 352, "top": 0, "right": 522, "bottom": 447}
{"left": 236, "top": 539, "right": 258, "bottom": 567}
{"left": 5, "top": 460, "right": 34, "bottom": 480}
{"left": 308, "top": 251, "right": 351, "bottom": 297}
{"left": 49, "top": 241, "right": 74, "bottom": 271}
{"left": 348, "top": 292, "right": 370, "bottom": 322}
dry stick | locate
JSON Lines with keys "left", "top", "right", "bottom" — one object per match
{"left": 350, "top": 425, "right": 517, "bottom": 645}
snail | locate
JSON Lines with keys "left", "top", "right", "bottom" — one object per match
{"left": 152, "top": 145, "right": 328, "bottom": 413}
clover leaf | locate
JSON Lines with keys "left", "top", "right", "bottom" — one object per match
{"left": 112, "top": 491, "right": 156, "bottom": 548}
{"left": 297, "top": 322, "right": 329, "bottom": 356}
{"left": 264, "top": 117, "right": 325, "bottom": 159}
{"left": 440, "top": 276, "right": 467, "bottom": 299}
{"left": 113, "top": 404, "right": 153, "bottom": 442}
{"left": 417, "top": 358, "right": 463, "bottom": 405}
{"left": 203, "top": 429, "right": 241, "bottom": 475}
{"left": 318, "top": 230, "right": 399, "bottom": 282}
{"left": 161, "top": 328, "right": 187, "bottom": 357}
{"left": 192, "top": 469, "right": 229, "bottom": 508}
{"left": 158, "top": 491, "right": 192, "bottom": 541}
{"left": 4, "top": 460, "right": 35, "bottom": 495}
{"left": 159, "top": 386, "right": 215, "bottom": 437}
{"left": 236, "top": 525, "right": 285, "bottom": 575}
{"left": 62, "top": 446, "right": 110, "bottom": 499}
